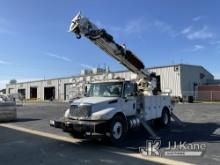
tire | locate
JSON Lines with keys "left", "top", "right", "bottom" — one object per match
{"left": 109, "top": 115, "right": 127, "bottom": 144}
{"left": 159, "top": 108, "right": 171, "bottom": 127}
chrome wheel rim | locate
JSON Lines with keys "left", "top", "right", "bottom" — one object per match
{"left": 113, "top": 122, "right": 123, "bottom": 139}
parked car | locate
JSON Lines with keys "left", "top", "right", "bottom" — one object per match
{"left": 0, "top": 95, "right": 17, "bottom": 122}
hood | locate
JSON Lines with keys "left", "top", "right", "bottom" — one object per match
{"left": 72, "top": 97, "right": 118, "bottom": 105}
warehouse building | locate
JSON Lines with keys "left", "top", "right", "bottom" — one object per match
{"left": 6, "top": 64, "right": 214, "bottom": 102}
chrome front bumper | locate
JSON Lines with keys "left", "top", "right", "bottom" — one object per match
{"left": 50, "top": 118, "right": 109, "bottom": 134}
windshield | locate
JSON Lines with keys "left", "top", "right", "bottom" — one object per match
{"left": 87, "top": 82, "right": 123, "bottom": 97}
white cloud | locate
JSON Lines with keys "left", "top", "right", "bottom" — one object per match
{"left": 44, "top": 52, "right": 71, "bottom": 62}
{"left": 153, "top": 20, "right": 177, "bottom": 37}
{"left": 181, "top": 26, "right": 192, "bottom": 34}
{"left": 192, "top": 45, "right": 204, "bottom": 51}
{"left": 101, "top": 18, "right": 178, "bottom": 39}
{"left": 182, "top": 25, "right": 214, "bottom": 40}
{"left": 109, "top": 18, "right": 147, "bottom": 36}
{"left": 124, "top": 19, "right": 146, "bottom": 34}
{"left": 183, "top": 45, "right": 204, "bottom": 52}
{"left": 0, "top": 60, "right": 12, "bottom": 65}
{"left": 192, "top": 16, "right": 206, "bottom": 22}
{"left": 153, "top": 20, "right": 171, "bottom": 32}
{"left": 80, "top": 63, "right": 95, "bottom": 69}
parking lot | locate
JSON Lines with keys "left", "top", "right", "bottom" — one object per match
{"left": 0, "top": 102, "right": 220, "bottom": 165}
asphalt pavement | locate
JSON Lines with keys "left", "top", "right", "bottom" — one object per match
{"left": 0, "top": 102, "right": 220, "bottom": 165}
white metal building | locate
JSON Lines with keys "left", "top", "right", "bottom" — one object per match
{"left": 148, "top": 64, "right": 214, "bottom": 101}
{"left": 6, "top": 64, "right": 214, "bottom": 102}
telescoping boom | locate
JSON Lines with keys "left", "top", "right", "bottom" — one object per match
{"left": 69, "top": 12, "right": 157, "bottom": 93}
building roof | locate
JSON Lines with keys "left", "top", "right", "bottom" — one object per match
{"left": 6, "top": 63, "right": 214, "bottom": 86}
{"left": 147, "top": 63, "right": 202, "bottom": 69}
{"left": 147, "top": 63, "right": 214, "bottom": 77}
{"left": 113, "top": 63, "right": 213, "bottom": 75}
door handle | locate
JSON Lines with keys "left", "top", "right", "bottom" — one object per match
{"left": 133, "top": 103, "right": 136, "bottom": 110}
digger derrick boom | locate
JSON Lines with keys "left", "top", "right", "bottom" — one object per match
{"left": 69, "top": 12, "right": 159, "bottom": 94}
{"left": 69, "top": 12, "right": 150, "bottom": 80}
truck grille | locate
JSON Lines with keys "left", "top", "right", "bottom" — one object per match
{"left": 69, "top": 105, "right": 91, "bottom": 118}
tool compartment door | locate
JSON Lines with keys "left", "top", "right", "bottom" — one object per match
{"left": 144, "top": 96, "right": 165, "bottom": 120}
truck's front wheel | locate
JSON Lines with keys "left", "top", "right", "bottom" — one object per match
{"left": 109, "top": 115, "right": 127, "bottom": 144}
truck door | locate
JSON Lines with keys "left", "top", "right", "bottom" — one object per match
{"left": 122, "top": 82, "right": 137, "bottom": 116}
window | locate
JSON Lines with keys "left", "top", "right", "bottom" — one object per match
{"left": 87, "top": 82, "right": 123, "bottom": 97}
{"left": 123, "top": 82, "right": 135, "bottom": 97}
{"left": 200, "top": 73, "right": 205, "bottom": 79}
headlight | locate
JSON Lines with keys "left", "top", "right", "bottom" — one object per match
{"left": 64, "top": 109, "right": 70, "bottom": 118}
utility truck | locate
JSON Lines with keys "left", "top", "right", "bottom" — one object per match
{"left": 50, "top": 12, "right": 179, "bottom": 143}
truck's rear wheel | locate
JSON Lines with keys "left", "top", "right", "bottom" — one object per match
{"left": 109, "top": 115, "right": 126, "bottom": 144}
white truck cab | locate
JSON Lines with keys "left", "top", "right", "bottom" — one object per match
{"left": 66, "top": 80, "right": 137, "bottom": 120}
{"left": 60, "top": 80, "right": 173, "bottom": 143}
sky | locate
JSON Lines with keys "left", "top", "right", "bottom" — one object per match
{"left": 0, "top": 0, "right": 220, "bottom": 89}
